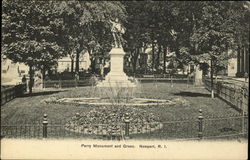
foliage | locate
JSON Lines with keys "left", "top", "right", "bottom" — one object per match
{"left": 186, "top": 1, "right": 249, "bottom": 96}
{"left": 2, "top": 1, "right": 249, "bottom": 78}
{"left": 2, "top": 0, "right": 64, "bottom": 68}
{"left": 55, "top": 1, "right": 126, "bottom": 74}
{"left": 2, "top": 0, "right": 65, "bottom": 92}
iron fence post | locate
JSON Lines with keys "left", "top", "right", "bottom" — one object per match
{"left": 124, "top": 113, "right": 130, "bottom": 140}
{"left": 22, "top": 84, "right": 25, "bottom": 95}
{"left": 5, "top": 90, "right": 8, "bottom": 102}
{"left": 170, "top": 76, "right": 173, "bottom": 87}
{"left": 76, "top": 112, "right": 80, "bottom": 119}
{"left": 198, "top": 109, "right": 203, "bottom": 140}
{"left": 242, "top": 88, "right": 245, "bottom": 134}
{"left": 43, "top": 114, "right": 48, "bottom": 138}
{"left": 42, "top": 80, "right": 45, "bottom": 89}
{"left": 75, "top": 79, "right": 77, "bottom": 88}
{"left": 59, "top": 79, "right": 62, "bottom": 89}
{"left": 244, "top": 72, "right": 248, "bottom": 83}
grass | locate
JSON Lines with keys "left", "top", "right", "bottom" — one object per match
{"left": 1, "top": 82, "right": 246, "bottom": 140}
{"left": 1, "top": 83, "right": 240, "bottom": 124}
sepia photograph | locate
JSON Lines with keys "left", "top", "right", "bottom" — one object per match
{"left": 1, "top": 1, "right": 249, "bottom": 159}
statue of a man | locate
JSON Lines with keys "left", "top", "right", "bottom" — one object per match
{"left": 110, "top": 18, "right": 125, "bottom": 48}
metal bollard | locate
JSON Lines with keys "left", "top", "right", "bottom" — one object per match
{"left": 198, "top": 109, "right": 203, "bottom": 140}
{"left": 124, "top": 113, "right": 130, "bottom": 139}
{"left": 43, "top": 114, "right": 48, "bottom": 138}
{"left": 76, "top": 112, "right": 80, "bottom": 119}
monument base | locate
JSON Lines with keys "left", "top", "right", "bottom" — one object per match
{"left": 97, "top": 47, "right": 136, "bottom": 88}
{"left": 194, "top": 64, "right": 203, "bottom": 86}
{"left": 97, "top": 73, "right": 136, "bottom": 88}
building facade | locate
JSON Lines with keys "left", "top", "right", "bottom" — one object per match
{"left": 57, "top": 52, "right": 91, "bottom": 73}
{"left": 1, "top": 56, "right": 29, "bottom": 85}
{"left": 236, "top": 46, "right": 249, "bottom": 77}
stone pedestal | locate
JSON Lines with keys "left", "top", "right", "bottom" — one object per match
{"left": 97, "top": 48, "right": 136, "bottom": 87}
{"left": 194, "top": 65, "right": 203, "bottom": 86}
{"left": 228, "top": 58, "right": 237, "bottom": 77}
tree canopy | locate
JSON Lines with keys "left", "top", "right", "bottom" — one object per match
{"left": 2, "top": 1, "right": 249, "bottom": 83}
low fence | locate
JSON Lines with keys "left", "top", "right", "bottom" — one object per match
{"left": 1, "top": 110, "right": 248, "bottom": 140}
{"left": 1, "top": 84, "right": 26, "bottom": 106}
{"left": 137, "top": 77, "right": 193, "bottom": 83}
{"left": 43, "top": 76, "right": 194, "bottom": 88}
{"left": 203, "top": 78, "right": 249, "bottom": 113}
{"left": 43, "top": 79, "right": 96, "bottom": 88}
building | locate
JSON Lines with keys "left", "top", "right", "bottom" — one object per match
{"left": 57, "top": 52, "right": 91, "bottom": 73}
{"left": 236, "top": 46, "right": 249, "bottom": 77}
{"left": 227, "top": 47, "right": 249, "bottom": 77}
{"left": 1, "top": 51, "right": 91, "bottom": 85}
{"left": 56, "top": 52, "right": 91, "bottom": 73}
{"left": 1, "top": 56, "right": 29, "bottom": 85}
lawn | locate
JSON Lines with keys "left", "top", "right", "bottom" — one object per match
{"left": 1, "top": 83, "right": 239, "bottom": 124}
{"left": 1, "top": 82, "right": 245, "bottom": 140}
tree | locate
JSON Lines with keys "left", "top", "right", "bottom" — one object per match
{"left": 123, "top": 1, "right": 187, "bottom": 75}
{"left": 55, "top": 1, "right": 126, "bottom": 76}
{"left": 123, "top": 1, "right": 155, "bottom": 74}
{"left": 148, "top": 2, "right": 173, "bottom": 73}
{"left": 190, "top": 1, "right": 248, "bottom": 98}
{"left": 86, "top": 21, "right": 113, "bottom": 75}
{"left": 227, "top": 2, "right": 250, "bottom": 77}
{"left": 2, "top": 0, "right": 64, "bottom": 93}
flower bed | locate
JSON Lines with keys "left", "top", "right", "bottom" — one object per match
{"left": 65, "top": 105, "right": 163, "bottom": 135}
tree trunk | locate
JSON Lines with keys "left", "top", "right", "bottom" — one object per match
{"left": 132, "top": 48, "right": 139, "bottom": 74}
{"left": 75, "top": 52, "right": 80, "bottom": 74}
{"left": 47, "top": 68, "right": 52, "bottom": 78}
{"left": 71, "top": 57, "right": 74, "bottom": 73}
{"left": 41, "top": 67, "right": 46, "bottom": 81}
{"left": 152, "top": 42, "right": 155, "bottom": 73}
{"left": 156, "top": 44, "right": 162, "bottom": 72}
{"left": 90, "top": 57, "right": 96, "bottom": 74}
{"left": 70, "top": 55, "right": 75, "bottom": 78}
{"left": 99, "top": 57, "right": 104, "bottom": 78}
{"left": 28, "top": 65, "right": 34, "bottom": 94}
{"left": 163, "top": 46, "right": 167, "bottom": 74}
{"left": 41, "top": 67, "right": 46, "bottom": 89}
{"left": 210, "top": 59, "right": 214, "bottom": 98}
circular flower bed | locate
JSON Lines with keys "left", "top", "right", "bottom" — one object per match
{"left": 45, "top": 97, "right": 177, "bottom": 106}
{"left": 65, "top": 106, "right": 163, "bottom": 135}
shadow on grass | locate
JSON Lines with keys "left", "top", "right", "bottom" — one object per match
{"left": 21, "top": 90, "right": 65, "bottom": 97}
{"left": 174, "top": 91, "right": 210, "bottom": 97}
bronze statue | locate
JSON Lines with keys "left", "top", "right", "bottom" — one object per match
{"left": 110, "top": 18, "right": 125, "bottom": 48}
